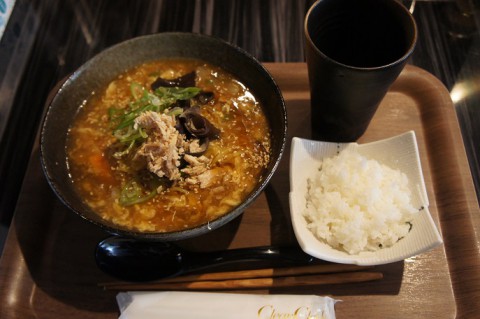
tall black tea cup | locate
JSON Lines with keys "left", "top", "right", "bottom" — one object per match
{"left": 305, "top": 0, "right": 417, "bottom": 142}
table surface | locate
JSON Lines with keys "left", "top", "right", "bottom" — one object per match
{"left": 0, "top": 63, "right": 479, "bottom": 319}
{"left": 0, "top": 0, "right": 480, "bottom": 318}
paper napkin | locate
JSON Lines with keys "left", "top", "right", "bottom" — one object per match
{"left": 117, "top": 291, "right": 337, "bottom": 319}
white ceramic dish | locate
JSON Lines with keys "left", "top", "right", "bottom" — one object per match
{"left": 289, "top": 131, "right": 443, "bottom": 265}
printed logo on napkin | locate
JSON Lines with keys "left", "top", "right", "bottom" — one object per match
{"left": 257, "top": 304, "right": 333, "bottom": 319}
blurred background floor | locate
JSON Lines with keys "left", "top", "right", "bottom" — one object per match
{"left": 0, "top": 0, "right": 479, "bottom": 254}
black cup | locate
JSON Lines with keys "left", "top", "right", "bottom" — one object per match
{"left": 305, "top": 0, "right": 417, "bottom": 142}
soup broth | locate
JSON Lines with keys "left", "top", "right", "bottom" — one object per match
{"left": 67, "top": 59, "right": 271, "bottom": 232}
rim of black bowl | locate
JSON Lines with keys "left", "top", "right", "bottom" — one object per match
{"left": 39, "top": 32, "right": 287, "bottom": 241}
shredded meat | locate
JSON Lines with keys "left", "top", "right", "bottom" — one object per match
{"left": 182, "top": 154, "right": 210, "bottom": 176}
{"left": 134, "top": 111, "right": 185, "bottom": 181}
{"left": 133, "top": 111, "right": 215, "bottom": 187}
{"left": 196, "top": 169, "right": 217, "bottom": 188}
{"left": 187, "top": 139, "right": 206, "bottom": 154}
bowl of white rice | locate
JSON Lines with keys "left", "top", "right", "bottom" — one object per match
{"left": 289, "top": 131, "right": 443, "bottom": 265}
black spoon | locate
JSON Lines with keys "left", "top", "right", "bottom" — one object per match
{"left": 95, "top": 236, "right": 316, "bottom": 282}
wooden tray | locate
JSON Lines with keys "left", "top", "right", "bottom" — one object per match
{"left": 0, "top": 63, "right": 478, "bottom": 319}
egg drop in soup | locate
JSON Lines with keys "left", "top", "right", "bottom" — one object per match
{"left": 66, "top": 59, "right": 272, "bottom": 232}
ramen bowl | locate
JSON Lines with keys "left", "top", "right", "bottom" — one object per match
{"left": 40, "top": 32, "right": 287, "bottom": 241}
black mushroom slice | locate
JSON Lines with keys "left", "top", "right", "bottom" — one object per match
{"left": 150, "top": 71, "right": 196, "bottom": 90}
{"left": 195, "top": 91, "right": 215, "bottom": 104}
{"left": 179, "top": 108, "right": 220, "bottom": 139}
{"left": 174, "top": 99, "right": 191, "bottom": 111}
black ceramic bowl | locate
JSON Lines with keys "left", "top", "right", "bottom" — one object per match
{"left": 40, "top": 32, "right": 287, "bottom": 241}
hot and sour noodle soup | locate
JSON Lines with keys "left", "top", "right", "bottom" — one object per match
{"left": 66, "top": 59, "right": 271, "bottom": 232}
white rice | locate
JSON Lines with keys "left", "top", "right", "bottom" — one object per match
{"left": 303, "top": 145, "right": 417, "bottom": 255}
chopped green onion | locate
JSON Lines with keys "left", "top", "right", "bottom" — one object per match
{"left": 167, "top": 106, "right": 184, "bottom": 117}
{"left": 138, "top": 127, "right": 148, "bottom": 139}
{"left": 110, "top": 85, "right": 200, "bottom": 134}
{"left": 130, "top": 82, "right": 144, "bottom": 100}
{"left": 119, "top": 180, "right": 157, "bottom": 206}
{"left": 113, "top": 140, "right": 136, "bottom": 159}
{"left": 154, "top": 86, "right": 201, "bottom": 100}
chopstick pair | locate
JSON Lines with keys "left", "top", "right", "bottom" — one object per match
{"left": 101, "top": 263, "right": 383, "bottom": 291}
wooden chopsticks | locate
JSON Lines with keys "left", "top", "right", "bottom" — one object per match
{"left": 101, "top": 264, "right": 382, "bottom": 291}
